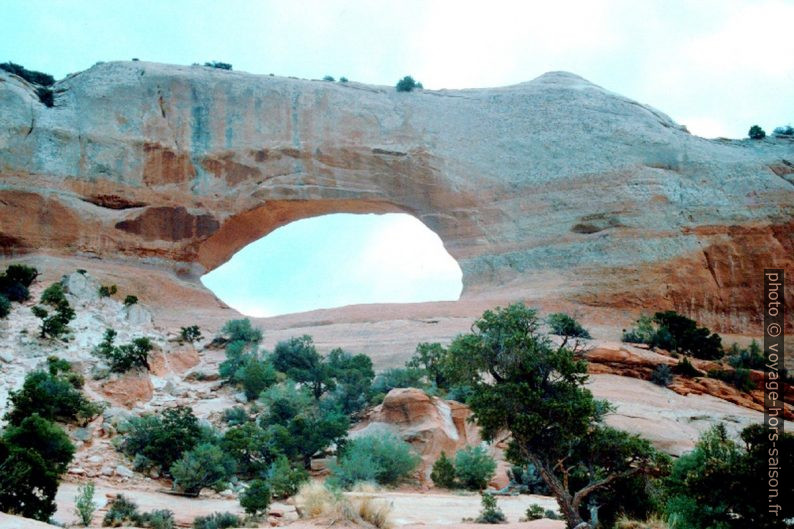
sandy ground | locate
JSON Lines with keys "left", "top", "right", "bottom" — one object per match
{"left": 53, "top": 482, "right": 562, "bottom": 528}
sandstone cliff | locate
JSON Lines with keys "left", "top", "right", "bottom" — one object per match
{"left": 1, "top": 62, "right": 792, "bottom": 354}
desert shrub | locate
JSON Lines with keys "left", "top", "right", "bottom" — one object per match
{"left": 123, "top": 294, "right": 138, "bottom": 306}
{"left": 727, "top": 340, "right": 764, "bottom": 370}
{"left": 240, "top": 479, "right": 271, "bottom": 516}
{"left": 644, "top": 311, "right": 723, "bottom": 360}
{"left": 93, "top": 328, "right": 153, "bottom": 372}
{"left": 3, "top": 263, "right": 39, "bottom": 286}
{"left": 547, "top": 312, "right": 591, "bottom": 339}
{"left": 223, "top": 406, "right": 249, "bottom": 426}
{"left": 707, "top": 368, "right": 755, "bottom": 392}
{"left": 37, "top": 87, "right": 53, "bottom": 107}
{"left": 339, "top": 76, "right": 349, "bottom": 83}
{"left": 430, "top": 452, "right": 457, "bottom": 488}
{"left": 0, "top": 294, "right": 10, "bottom": 318}
{"left": 272, "top": 335, "right": 334, "bottom": 399}
{"left": 204, "top": 61, "right": 232, "bottom": 70}
{"left": 508, "top": 463, "right": 549, "bottom": 494}
{"left": 223, "top": 318, "right": 263, "bottom": 343}
{"left": 120, "top": 406, "right": 206, "bottom": 473}
{"left": 329, "top": 432, "right": 419, "bottom": 489}
{"left": 74, "top": 481, "right": 96, "bottom": 526}
{"left": 474, "top": 493, "right": 506, "bottom": 523}
{"left": 41, "top": 282, "right": 66, "bottom": 305}
{"left": 322, "top": 75, "right": 335, "bottom": 81}
{"left": 139, "top": 510, "right": 175, "bottom": 529}
{"left": 773, "top": 125, "right": 794, "bottom": 136}
{"left": 32, "top": 282, "right": 75, "bottom": 339}
{"left": 98, "top": 284, "right": 117, "bottom": 297}
{"left": 525, "top": 503, "right": 545, "bottom": 521}
{"left": 0, "top": 414, "right": 75, "bottom": 521}
{"left": 671, "top": 357, "right": 702, "bottom": 378}
{"left": 266, "top": 454, "right": 309, "bottom": 499}
{"left": 407, "top": 342, "right": 448, "bottom": 389}
{"left": 180, "top": 325, "right": 203, "bottom": 343}
{"left": 0, "top": 276, "right": 29, "bottom": 302}
{"left": 622, "top": 315, "right": 656, "bottom": 344}
{"left": 221, "top": 422, "right": 283, "bottom": 477}
{"left": 4, "top": 368, "right": 101, "bottom": 426}
{"left": 395, "top": 75, "right": 422, "bottom": 92}
{"left": 102, "top": 494, "right": 140, "bottom": 526}
{"left": 0, "top": 62, "right": 55, "bottom": 85}
{"left": 748, "top": 125, "right": 765, "bottom": 139}
{"left": 371, "top": 367, "right": 428, "bottom": 395}
{"left": 193, "top": 512, "right": 241, "bottom": 529}
{"left": 454, "top": 445, "right": 496, "bottom": 490}
{"left": 325, "top": 348, "right": 375, "bottom": 414}
{"left": 171, "top": 443, "right": 235, "bottom": 495}
{"left": 294, "top": 482, "right": 392, "bottom": 527}
{"left": 650, "top": 364, "right": 673, "bottom": 386}
{"left": 239, "top": 356, "right": 278, "bottom": 400}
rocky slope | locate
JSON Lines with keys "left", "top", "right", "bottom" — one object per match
{"left": 0, "top": 62, "right": 792, "bottom": 358}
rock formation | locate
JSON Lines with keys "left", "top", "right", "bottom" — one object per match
{"left": 1, "top": 61, "right": 792, "bottom": 358}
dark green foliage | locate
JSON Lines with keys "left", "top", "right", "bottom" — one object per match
{"left": 221, "top": 422, "right": 283, "bottom": 477}
{"left": 3, "top": 264, "right": 39, "bottom": 287}
{"left": 396, "top": 75, "right": 422, "bottom": 92}
{"left": 94, "top": 328, "right": 153, "bottom": 372}
{"left": 272, "top": 336, "right": 334, "bottom": 399}
{"left": 120, "top": 406, "right": 206, "bottom": 474}
{"left": 407, "top": 342, "right": 448, "bottom": 389}
{"left": 441, "top": 304, "right": 669, "bottom": 528}
{"left": 74, "top": 481, "right": 96, "bottom": 526}
{"left": 727, "top": 340, "right": 764, "bottom": 370}
{"left": 773, "top": 125, "right": 794, "bottom": 136}
{"left": 339, "top": 76, "right": 349, "bottom": 83}
{"left": 329, "top": 432, "right": 419, "bottom": 489}
{"left": 0, "top": 294, "right": 9, "bottom": 318}
{"left": 664, "top": 423, "right": 794, "bottom": 529}
{"left": 671, "top": 357, "right": 702, "bottom": 378}
{"left": 223, "top": 406, "right": 249, "bottom": 426}
{"left": 240, "top": 479, "right": 271, "bottom": 516}
{"left": 0, "top": 275, "right": 29, "bottom": 301}
{"left": 547, "top": 312, "right": 591, "bottom": 339}
{"left": 525, "top": 504, "right": 545, "bottom": 521}
{"left": 508, "top": 463, "right": 549, "bottom": 494}
{"left": 223, "top": 319, "right": 263, "bottom": 343}
{"left": 102, "top": 494, "right": 139, "bottom": 526}
{"left": 193, "top": 512, "right": 242, "bottom": 529}
{"left": 708, "top": 368, "right": 756, "bottom": 392}
{"left": 0, "top": 414, "right": 75, "bottom": 521}
{"left": 748, "top": 125, "right": 766, "bottom": 139}
{"left": 4, "top": 367, "right": 100, "bottom": 426}
{"left": 325, "top": 348, "right": 375, "bottom": 414}
{"left": 180, "top": 325, "right": 203, "bottom": 343}
{"left": 651, "top": 311, "right": 723, "bottom": 359}
{"left": 204, "top": 61, "right": 232, "bottom": 70}
{"left": 265, "top": 455, "right": 309, "bottom": 499}
{"left": 650, "top": 364, "right": 672, "bottom": 386}
{"left": 171, "top": 443, "right": 235, "bottom": 495}
{"left": 0, "top": 62, "right": 55, "bottom": 85}
{"left": 322, "top": 75, "right": 335, "bottom": 81}
{"left": 36, "top": 87, "right": 53, "bottom": 107}
{"left": 32, "top": 282, "right": 75, "bottom": 339}
{"left": 240, "top": 356, "right": 278, "bottom": 400}
{"left": 454, "top": 445, "right": 496, "bottom": 490}
{"left": 475, "top": 493, "right": 506, "bottom": 523}
{"left": 98, "top": 284, "right": 117, "bottom": 297}
{"left": 430, "top": 452, "right": 457, "bottom": 488}
{"left": 41, "top": 282, "right": 66, "bottom": 305}
{"left": 139, "top": 510, "right": 175, "bottom": 529}
{"left": 123, "top": 294, "right": 138, "bottom": 306}
{"left": 372, "top": 367, "right": 428, "bottom": 395}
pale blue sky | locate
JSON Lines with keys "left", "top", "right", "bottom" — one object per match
{"left": 3, "top": 1, "right": 792, "bottom": 316}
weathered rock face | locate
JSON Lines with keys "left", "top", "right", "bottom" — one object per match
{"left": 0, "top": 61, "right": 792, "bottom": 346}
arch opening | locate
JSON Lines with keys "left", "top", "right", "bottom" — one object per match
{"left": 200, "top": 213, "right": 463, "bottom": 317}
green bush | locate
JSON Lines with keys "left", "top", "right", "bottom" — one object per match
{"left": 94, "top": 328, "right": 153, "bottom": 372}
{"left": 773, "top": 125, "right": 794, "bottom": 136}
{"left": 326, "top": 348, "right": 375, "bottom": 414}
{"left": 0, "top": 294, "right": 10, "bottom": 318}
{"left": 171, "top": 443, "right": 235, "bottom": 495}
{"left": 193, "top": 512, "right": 241, "bottom": 529}
{"left": 329, "top": 432, "right": 419, "bottom": 489}
{"left": 407, "top": 342, "right": 448, "bottom": 389}
{"left": 74, "top": 481, "right": 96, "bottom": 526}
{"left": 547, "top": 312, "right": 591, "bottom": 339}
{"left": 240, "top": 479, "right": 271, "bottom": 516}
{"left": 0, "top": 62, "right": 55, "bottom": 85}
{"left": 371, "top": 367, "right": 428, "bottom": 395}
{"left": 339, "top": 76, "right": 349, "bottom": 83}
{"left": 322, "top": 75, "right": 335, "bottom": 82}
{"left": 454, "top": 445, "right": 496, "bottom": 490}
{"left": 99, "top": 284, "right": 117, "bottom": 297}
{"left": 4, "top": 368, "right": 101, "bottom": 426}
{"left": 3, "top": 263, "right": 39, "bottom": 287}
{"left": 32, "top": 282, "right": 75, "bottom": 339}
{"left": 204, "top": 61, "right": 232, "bottom": 70}
{"left": 223, "top": 406, "right": 249, "bottom": 426}
{"left": 430, "top": 452, "right": 457, "bottom": 488}
{"left": 508, "top": 463, "right": 549, "bottom": 494}
{"left": 748, "top": 125, "right": 766, "bottom": 139}
{"left": 650, "top": 364, "right": 673, "bottom": 386}
{"left": 102, "top": 494, "right": 140, "bottom": 526}
{"left": 180, "top": 325, "right": 203, "bottom": 343}
{"left": 239, "top": 356, "right": 278, "bottom": 400}
{"left": 139, "top": 510, "right": 175, "bottom": 529}
{"left": 0, "top": 414, "right": 75, "bottom": 521}
{"left": 123, "top": 294, "right": 138, "bottom": 306}
{"left": 727, "top": 340, "right": 764, "bottom": 370}
{"left": 223, "top": 319, "right": 263, "bottom": 343}
{"left": 525, "top": 503, "right": 544, "bottom": 521}
{"left": 652, "top": 311, "right": 723, "bottom": 360}
{"left": 395, "top": 75, "right": 422, "bottom": 92}
{"left": 474, "top": 493, "right": 506, "bottom": 523}
{"left": 708, "top": 368, "right": 755, "bottom": 392}
{"left": 0, "top": 276, "right": 29, "bottom": 302}
{"left": 272, "top": 335, "right": 333, "bottom": 399}
{"left": 221, "top": 422, "right": 282, "bottom": 477}
{"left": 266, "top": 454, "right": 309, "bottom": 499}
{"left": 671, "top": 357, "right": 702, "bottom": 378}
{"left": 120, "top": 406, "right": 207, "bottom": 474}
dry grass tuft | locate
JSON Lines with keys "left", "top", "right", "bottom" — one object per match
{"left": 615, "top": 515, "right": 669, "bottom": 529}
{"left": 294, "top": 481, "right": 393, "bottom": 529}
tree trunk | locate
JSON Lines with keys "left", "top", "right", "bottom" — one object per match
{"left": 528, "top": 454, "right": 591, "bottom": 529}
